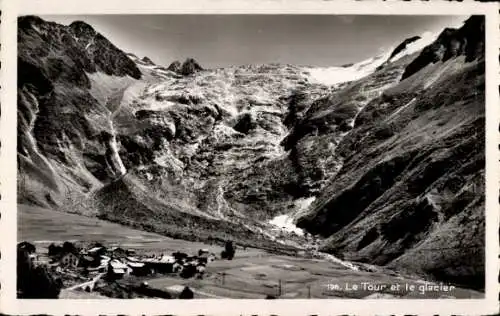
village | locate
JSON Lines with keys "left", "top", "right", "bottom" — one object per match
{"left": 18, "top": 239, "right": 236, "bottom": 299}
{"left": 17, "top": 205, "right": 345, "bottom": 299}
{"left": 18, "top": 205, "right": 478, "bottom": 299}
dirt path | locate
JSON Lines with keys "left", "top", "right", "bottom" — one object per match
{"left": 67, "top": 273, "right": 105, "bottom": 291}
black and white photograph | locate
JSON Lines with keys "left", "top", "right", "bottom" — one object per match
{"left": 1, "top": 0, "right": 499, "bottom": 314}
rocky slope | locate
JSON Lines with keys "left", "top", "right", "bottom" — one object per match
{"left": 296, "top": 16, "right": 485, "bottom": 289}
{"left": 17, "top": 15, "right": 486, "bottom": 288}
{"left": 17, "top": 15, "right": 330, "bottom": 247}
{"left": 18, "top": 15, "right": 140, "bottom": 207}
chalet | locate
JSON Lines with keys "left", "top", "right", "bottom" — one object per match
{"left": 172, "top": 251, "right": 188, "bottom": 262}
{"left": 60, "top": 252, "right": 79, "bottom": 268}
{"left": 173, "top": 262, "right": 183, "bottom": 273}
{"left": 142, "top": 258, "right": 174, "bottom": 274}
{"left": 86, "top": 246, "right": 107, "bottom": 258}
{"left": 196, "top": 265, "right": 206, "bottom": 279}
{"left": 111, "top": 259, "right": 130, "bottom": 272}
{"left": 100, "top": 255, "right": 111, "bottom": 268}
{"left": 79, "top": 254, "right": 100, "bottom": 268}
{"left": 159, "top": 255, "right": 176, "bottom": 264}
{"left": 198, "top": 248, "right": 209, "bottom": 256}
{"left": 107, "top": 259, "right": 131, "bottom": 279}
{"left": 198, "top": 252, "right": 216, "bottom": 264}
{"left": 127, "top": 261, "right": 149, "bottom": 276}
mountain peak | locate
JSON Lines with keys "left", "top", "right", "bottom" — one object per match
{"left": 141, "top": 56, "right": 155, "bottom": 66}
{"left": 166, "top": 58, "right": 203, "bottom": 76}
{"left": 180, "top": 57, "right": 203, "bottom": 76}
{"left": 18, "top": 15, "right": 46, "bottom": 28}
{"left": 167, "top": 60, "right": 182, "bottom": 73}
{"left": 69, "top": 20, "right": 97, "bottom": 37}
{"left": 388, "top": 35, "right": 421, "bottom": 61}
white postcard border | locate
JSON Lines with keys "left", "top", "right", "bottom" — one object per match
{"left": 1, "top": 1, "right": 498, "bottom": 315}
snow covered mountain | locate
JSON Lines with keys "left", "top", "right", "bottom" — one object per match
{"left": 17, "top": 15, "right": 486, "bottom": 289}
{"left": 305, "top": 31, "right": 439, "bottom": 86}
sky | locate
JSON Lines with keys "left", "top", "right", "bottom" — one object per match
{"left": 40, "top": 14, "right": 468, "bottom": 68}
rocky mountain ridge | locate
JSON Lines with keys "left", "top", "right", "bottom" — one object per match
{"left": 297, "top": 16, "right": 485, "bottom": 289}
{"left": 167, "top": 58, "right": 204, "bottom": 76}
{"left": 17, "top": 15, "right": 486, "bottom": 289}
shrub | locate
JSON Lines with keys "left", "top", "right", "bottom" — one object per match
{"left": 48, "top": 243, "right": 63, "bottom": 257}
{"left": 224, "top": 240, "right": 235, "bottom": 260}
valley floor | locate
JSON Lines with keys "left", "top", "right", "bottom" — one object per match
{"left": 18, "top": 204, "right": 483, "bottom": 299}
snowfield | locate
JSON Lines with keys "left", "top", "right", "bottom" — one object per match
{"left": 306, "top": 32, "right": 438, "bottom": 86}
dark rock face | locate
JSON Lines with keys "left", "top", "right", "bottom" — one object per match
{"left": 180, "top": 58, "right": 203, "bottom": 76}
{"left": 68, "top": 20, "right": 142, "bottom": 79}
{"left": 388, "top": 35, "right": 421, "bottom": 60}
{"left": 141, "top": 56, "right": 155, "bottom": 66}
{"left": 233, "top": 113, "right": 256, "bottom": 134}
{"left": 166, "top": 58, "right": 203, "bottom": 76}
{"left": 167, "top": 60, "right": 182, "bottom": 73}
{"left": 401, "top": 16, "right": 484, "bottom": 80}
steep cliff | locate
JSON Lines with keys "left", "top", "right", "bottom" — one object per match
{"left": 17, "top": 16, "right": 141, "bottom": 208}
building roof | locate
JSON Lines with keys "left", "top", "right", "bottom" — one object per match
{"left": 82, "top": 255, "right": 95, "bottom": 261}
{"left": 160, "top": 255, "right": 176, "bottom": 263}
{"left": 127, "top": 262, "right": 145, "bottom": 268}
{"left": 110, "top": 259, "right": 128, "bottom": 269}
{"left": 112, "top": 268, "right": 125, "bottom": 274}
{"left": 101, "top": 259, "right": 109, "bottom": 265}
{"left": 88, "top": 247, "right": 103, "bottom": 253}
{"left": 110, "top": 246, "right": 126, "bottom": 252}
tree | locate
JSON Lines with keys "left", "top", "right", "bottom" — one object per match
{"left": 48, "top": 243, "right": 63, "bottom": 257}
{"left": 17, "top": 248, "right": 62, "bottom": 298}
{"left": 18, "top": 241, "right": 36, "bottom": 254}
{"left": 62, "top": 241, "right": 78, "bottom": 254}
{"left": 223, "top": 240, "right": 235, "bottom": 260}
